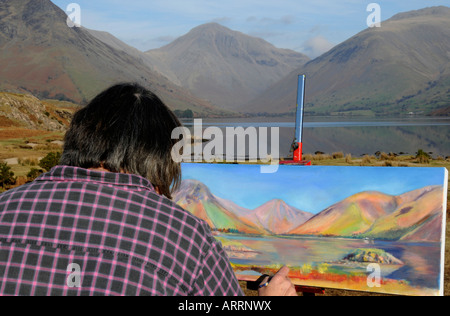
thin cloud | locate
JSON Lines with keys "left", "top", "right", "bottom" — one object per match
{"left": 246, "top": 15, "right": 296, "bottom": 25}
{"left": 300, "top": 35, "right": 335, "bottom": 58}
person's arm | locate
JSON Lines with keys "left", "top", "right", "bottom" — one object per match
{"left": 258, "top": 266, "right": 298, "bottom": 296}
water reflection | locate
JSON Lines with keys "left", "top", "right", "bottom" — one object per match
{"left": 181, "top": 117, "right": 450, "bottom": 158}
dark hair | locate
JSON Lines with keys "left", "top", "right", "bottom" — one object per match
{"left": 60, "top": 83, "right": 182, "bottom": 199}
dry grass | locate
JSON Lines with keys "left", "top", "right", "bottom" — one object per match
{"left": 0, "top": 128, "right": 53, "bottom": 140}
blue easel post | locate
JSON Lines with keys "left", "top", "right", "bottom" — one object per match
{"left": 294, "top": 75, "right": 306, "bottom": 162}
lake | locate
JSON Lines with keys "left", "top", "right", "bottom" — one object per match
{"left": 181, "top": 116, "right": 450, "bottom": 159}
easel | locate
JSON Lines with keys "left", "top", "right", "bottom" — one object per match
{"left": 247, "top": 75, "right": 326, "bottom": 296}
{"left": 280, "top": 74, "right": 311, "bottom": 166}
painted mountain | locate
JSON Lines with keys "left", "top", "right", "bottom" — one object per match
{"left": 243, "top": 6, "right": 450, "bottom": 115}
{"left": 0, "top": 0, "right": 224, "bottom": 116}
{"left": 173, "top": 179, "right": 263, "bottom": 234}
{"left": 174, "top": 179, "right": 445, "bottom": 243}
{"left": 173, "top": 180, "right": 313, "bottom": 235}
{"left": 290, "top": 185, "right": 445, "bottom": 242}
{"left": 244, "top": 199, "right": 313, "bottom": 235}
{"left": 145, "top": 23, "right": 310, "bottom": 110}
{"left": 289, "top": 191, "right": 399, "bottom": 237}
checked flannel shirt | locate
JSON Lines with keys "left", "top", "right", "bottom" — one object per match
{"left": 0, "top": 166, "right": 243, "bottom": 296}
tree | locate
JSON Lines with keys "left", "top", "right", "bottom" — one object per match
{"left": 39, "top": 152, "right": 62, "bottom": 171}
{"left": 0, "top": 162, "right": 16, "bottom": 190}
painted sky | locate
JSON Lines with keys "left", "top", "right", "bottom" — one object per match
{"left": 51, "top": 0, "right": 449, "bottom": 57}
{"left": 181, "top": 164, "right": 447, "bottom": 214}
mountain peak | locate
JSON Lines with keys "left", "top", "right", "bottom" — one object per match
{"left": 146, "top": 22, "right": 309, "bottom": 109}
{"left": 191, "top": 22, "right": 231, "bottom": 33}
{"left": 0, "top": 0, "right": 69, "bottom": 44}
{"left": 249, "top": 199, "right": 313, "bottom": 234}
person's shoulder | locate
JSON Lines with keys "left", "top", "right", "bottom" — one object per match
{"left": 0, "top": 182, "right": 36, "bottom": 200}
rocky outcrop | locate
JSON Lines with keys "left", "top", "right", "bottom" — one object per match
{"left": 0, "top": 92, "right": 72, "bottom": 131}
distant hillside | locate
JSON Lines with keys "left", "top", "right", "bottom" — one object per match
{"left": 0, "top": 0, "right": 225, "bottom": 117}
{"left": 289, "top": 186, "right": 444, "bottom": 242}
{"left": 244, "top": 6, "right": 450, "bottom": 116}
{"left": 430, "top": 106, "right": 450, "bottom": 116}
{"left": 145, "top": 23, "right": 310, "bottom": 110}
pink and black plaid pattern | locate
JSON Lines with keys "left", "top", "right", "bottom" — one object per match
{"left": 0, "top": 166, "right": 243, "bottom": 296}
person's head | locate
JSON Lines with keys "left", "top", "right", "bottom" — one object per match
{"left": 60, "top": 83, "right": 182, "bottom": 199}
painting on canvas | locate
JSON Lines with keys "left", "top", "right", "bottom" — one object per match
{"left": 174, "top": 163, "right": 448, "bottom": 296}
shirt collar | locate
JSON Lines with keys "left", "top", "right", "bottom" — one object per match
{"left": 36, "top": 165, "right": 156, "bottom": 192}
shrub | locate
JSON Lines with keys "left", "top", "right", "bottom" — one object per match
{"left": 313, "top": 153, "right": 331, "bottom": 160}
{"left": 362, "top": 155, "right": 372, "bottom": 164}
{"left": 303, "top": 154, "right": 313, "bottom": 161}
{"left": 415, "top": 149, "right": 430, "bottom": 164}
{"left": 0, "top": 162, "right": 16, "bottom": 189}
{"left": 39, "top": 152, "right": 62, "bottom": 171}
{"left": 345, "top": 154, "right": 353, "bottom": 164}
{"left": 379, "top": 152, "right": 389, "bottom": 161}
{"left": 332, "top": 152, "right": 344, "bottom": 159}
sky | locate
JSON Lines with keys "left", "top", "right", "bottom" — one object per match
{"left": 51, "top": 0, "right": 449, "bottom": 58}
{"left": 182, "top": 164, "right": 447, "bottom": 214}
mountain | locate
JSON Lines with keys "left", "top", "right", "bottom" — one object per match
{"left": 0, "top": 0, "right": 224, "bottom": 116}
{"left": 289, "top": 191, "right": 400, "bottom": 236}
{"left": 145, "top": 23, "right": 310, "bottom": 110}
{"left": 244, "top": 199, "right": 313, "bottom": 234}
{"left": 244, "top": 6, "right": 450, "bottom": 115}
{"left": 173, "top": 180, "right": 263, "bottom": 234}
{"left": 289, "top": 186, "right": 445, "bottom": 242}
{"left": 363, "top": 186, "right": 444, "bottom": 242}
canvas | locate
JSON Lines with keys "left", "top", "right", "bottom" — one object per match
{"left": 174, "top": 163, "right": 448, "bottom": 296}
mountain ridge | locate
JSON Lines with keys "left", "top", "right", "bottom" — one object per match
{"left": 1, "top": 2, "right": 448, "bottom": 117}
{"left": 243, "top": 6, "right": 450, "bottom": 116}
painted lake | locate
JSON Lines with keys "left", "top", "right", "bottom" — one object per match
{"left": 218, "top": 233, "right": 443, "bottom": 295}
